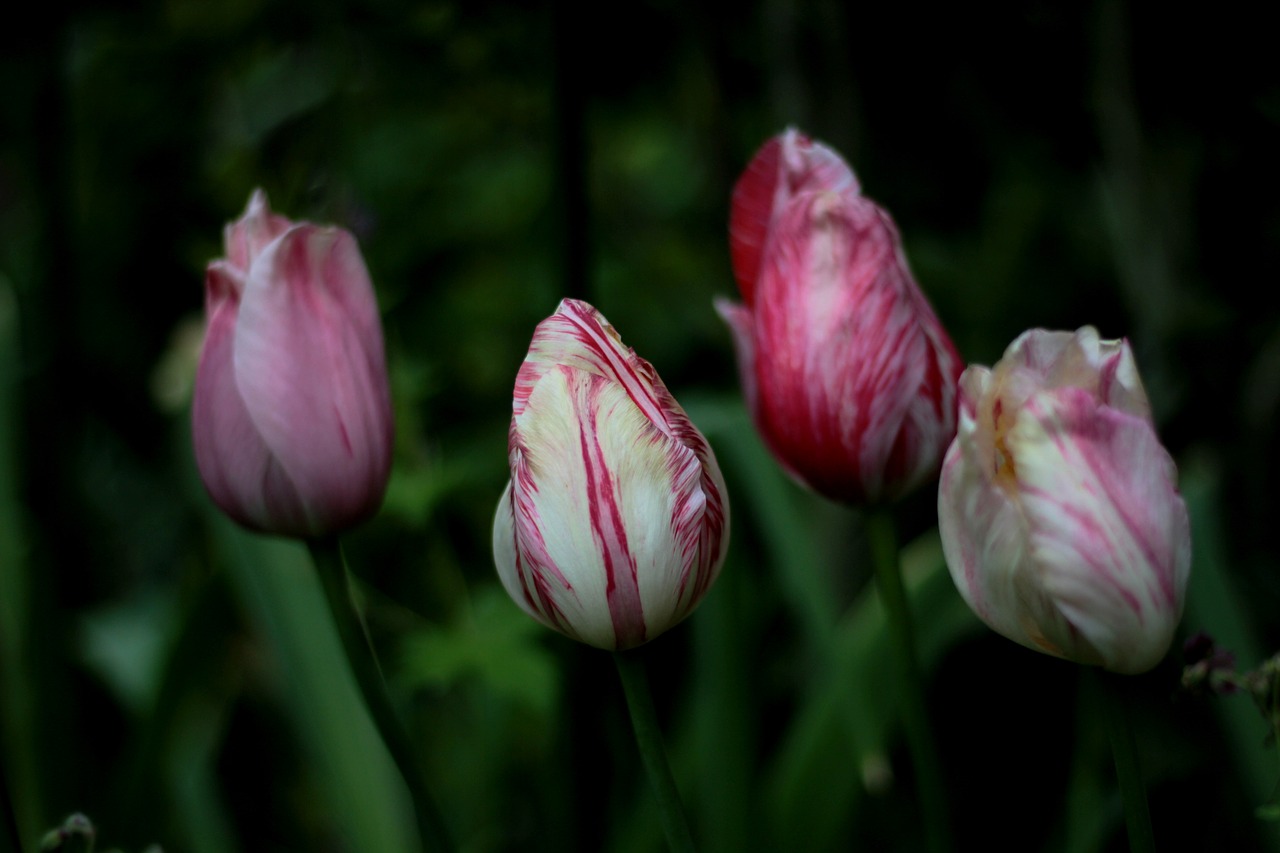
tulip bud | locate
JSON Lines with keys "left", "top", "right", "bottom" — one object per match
{"left": 492, "top": 299, "right": 730, "bottom": 650}
{"left": 938, "top": 327, "right": 1191, "bottom": 674}
{"left": 192, "top": 190, "right": 394, "bottom": 538}
{"left": 728, "top": 127, "right": 859, "bottom": 304}
{"left": 717, "top": 128, "right": 962, "bottom": 505}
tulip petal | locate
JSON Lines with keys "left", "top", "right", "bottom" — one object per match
{"left": 1011, "top": 387, "right": 1190, "bottom": 673}
{"left": 940, "top": 327, "right": 1189, "bottom": 673}
{"left": 233, "top": 224, "right": 392, "bottom": 532}
{"left": 653, "top": 379, "right": 730, "bottom": 608}
{"left": 515, "top": 299, "right": 677, "bottom": 441}
{"left": 939, "top": 413, "right": 1077, "bottom": 663}
{"left": 750, "top": 191, "right": 959, "bottom": 503}
{"left": 729, "top": 128, "right": 859, "bottom": 304}
{"left": 192, "top": 273, "right": 310, "bottom": 533}
{"left": 205, "top": 260, "right": 245, "bottom": 312}
{"left": 713, "top": 297, "right": 759, "bottom": 420}
{"left": 499, "top": 365, "right": 718, "bottom": 650}
{"left": 523, "top": 301, "right": 730, "bottom": 601}
{"left": 1002, "top": 327, "right": 1151, "bottom": 425}
{"left": 223, "top": 189, "right": 293, "bottom": 274}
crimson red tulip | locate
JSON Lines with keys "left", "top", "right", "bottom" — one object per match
{"left": 718, "top": 129, "right": 961, "bottom": 504}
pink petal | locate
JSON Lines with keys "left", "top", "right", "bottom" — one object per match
{"left": 191, "top": 281, "right": 310, "bottom": 533}
{"left": 728, "top": 128, "right": 859, "bottom": 304}
{"left": 748, "top": 191, "right": 960, "bottom": 503}
{"left": 1013, "top": 387, "right": 1190, "bottom": 673}
{"left": 1002, "top": 327, "right": 1151, "bottom": 424}
{"left": 939, "top": 328, "right": 1189, "bottom": 673}
{"left": 233, "top": 224, "right": 393, "bottom": 532}
{"left": 713, "top": 297, "right": 759, "bottom": 420}
{"left": 223, "top": 189, "right": 294, "bottom": 274}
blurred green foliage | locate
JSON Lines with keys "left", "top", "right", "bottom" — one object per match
{"left": 3, "top": 0, "right": 1280, "bottom": 850}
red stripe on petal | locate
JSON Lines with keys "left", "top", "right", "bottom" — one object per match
{"left": 576, "top": 376, "right": 647, "bottom": 649}
{"left": 561, "top": 300, "right": 668, "bottom": 429}
{"left": 729, "top": 129, "right": 860, "bottom": 305}
{"left": 517, "top": 300, "right": 674, "bottom": 440}
{"left": 751, "top": 193, "right": 959, "bottom": 503}
{"left": 651, "top": 381, "right": 727, "bottom": 604}
{"left": 515, "top": 300, "right": 659, "bottom": 421}
{"left": 507, "top": 442, "right": 577, "bottom": 636}
{"left": 729, "top": 134, "right": 783, "bottom": 302}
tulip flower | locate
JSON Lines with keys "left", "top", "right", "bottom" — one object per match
{"left": 492, "top": 299, "right": 730, "bottom": 650}
{"left": 192, "top": 189, "right": 393, "bottom": 538}
{"left": 717, "top": 128, "right": 962, "bottom": 505}
{"left": 938, "top": 327, "right": 1191, "bottom": 674}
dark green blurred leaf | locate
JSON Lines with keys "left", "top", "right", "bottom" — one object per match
{"left": 215, "top": 523, "right": 417, "bottom": 853}
{"left": 398, "top": 584, "right": 559, "bottom": 716}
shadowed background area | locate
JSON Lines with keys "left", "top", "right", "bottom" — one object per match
{"left": 2, "top": 0, "right": 1279, "bottom": 851}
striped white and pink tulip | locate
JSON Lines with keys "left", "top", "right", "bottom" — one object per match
{"left": 192, "top": 190, "right": 393, "bottom": 538}
{"left": 717, "top": 128, "right": 962, "bottom": 505}
{"left": 492, "top": 299, "right": 730, "bottom": 650}
{"left": 938, "top": 327, "right": 1191, "bottom": 674}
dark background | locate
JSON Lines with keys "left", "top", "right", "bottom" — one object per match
{"left": 2, "top": 1, "right": 1279, "bottom": 851}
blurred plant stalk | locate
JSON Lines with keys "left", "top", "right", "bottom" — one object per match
{"left": 1093, "top": 671, "right": 1155, "bottom": 853}
{"left": 307, "top": 537, "right": 454, "bottom": 853}
{"left": 212, "top": 521, "right": 416, "bottom": 852}
{"left": 614, "top": 651, "right": 697, "bottom": 853}
{"left": 867, "top": 511, "right": 952, "bottom": 853}
{"left": 0, "top": 278, "right": 40, "bottom": 851}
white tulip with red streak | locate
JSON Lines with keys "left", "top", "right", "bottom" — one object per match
{"left": 493, "top": 299, "right": 730, "bottom": 650}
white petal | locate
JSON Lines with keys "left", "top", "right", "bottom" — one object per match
{"left": 508, "top": 365, "right": 707, "bottom": 649}
{"left": 939, "top": 419, "right": 1070, "bottom": 660}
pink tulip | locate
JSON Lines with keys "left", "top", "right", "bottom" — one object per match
{"left": 938, "top": 327, "right": 1191, "bottom": 674}
{"left": 492, "top": 300, "right": 730, "bottom": 650}
{"left": 717, "top": 129, "right": 962, "bottom": 504}
{"left": 728, "top": 128, "right": 859, "bottom": 303}
{"left": 192, "top": 190, "right": 393, "bottom": 538}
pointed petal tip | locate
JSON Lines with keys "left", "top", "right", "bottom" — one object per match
{"left": 246, "top": 187, "right": 270, "bottom": 215}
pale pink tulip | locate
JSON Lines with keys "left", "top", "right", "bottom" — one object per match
{"left": 192, "top": 190, "right": 393, "bottom": 538}
{"left": 493, "top": 300, "right": 730, "bottom": 650}
{"left": 718, "top": 129, "right": 961, "bottom": 504}
{"left": 938, "top": 327, "right": 1191, "bottom": 674}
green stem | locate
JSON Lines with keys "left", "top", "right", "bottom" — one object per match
{"left": 866, "top": 510, "right": 951, "bottom": 853}
{"left": 1092, "top": 669, "right": 1155, "bottom": 853}
{"left": 613, "top": 650, "right": 697, "bottom": 853}
{"left": 307, "top": 537, "right": 453, "bottom": 853}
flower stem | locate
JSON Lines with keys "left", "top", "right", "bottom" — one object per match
{"left": 307, "top": 537, "right": 453, "bottom": 853}
{"left": 613, "top": 650, "right": 697, "bottom": 853}
{"left": 866, "top": 510, "right": 952, "bottom": 853}
{"left": 1092, "top": 668, "right": 1155, "bottom": 853}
